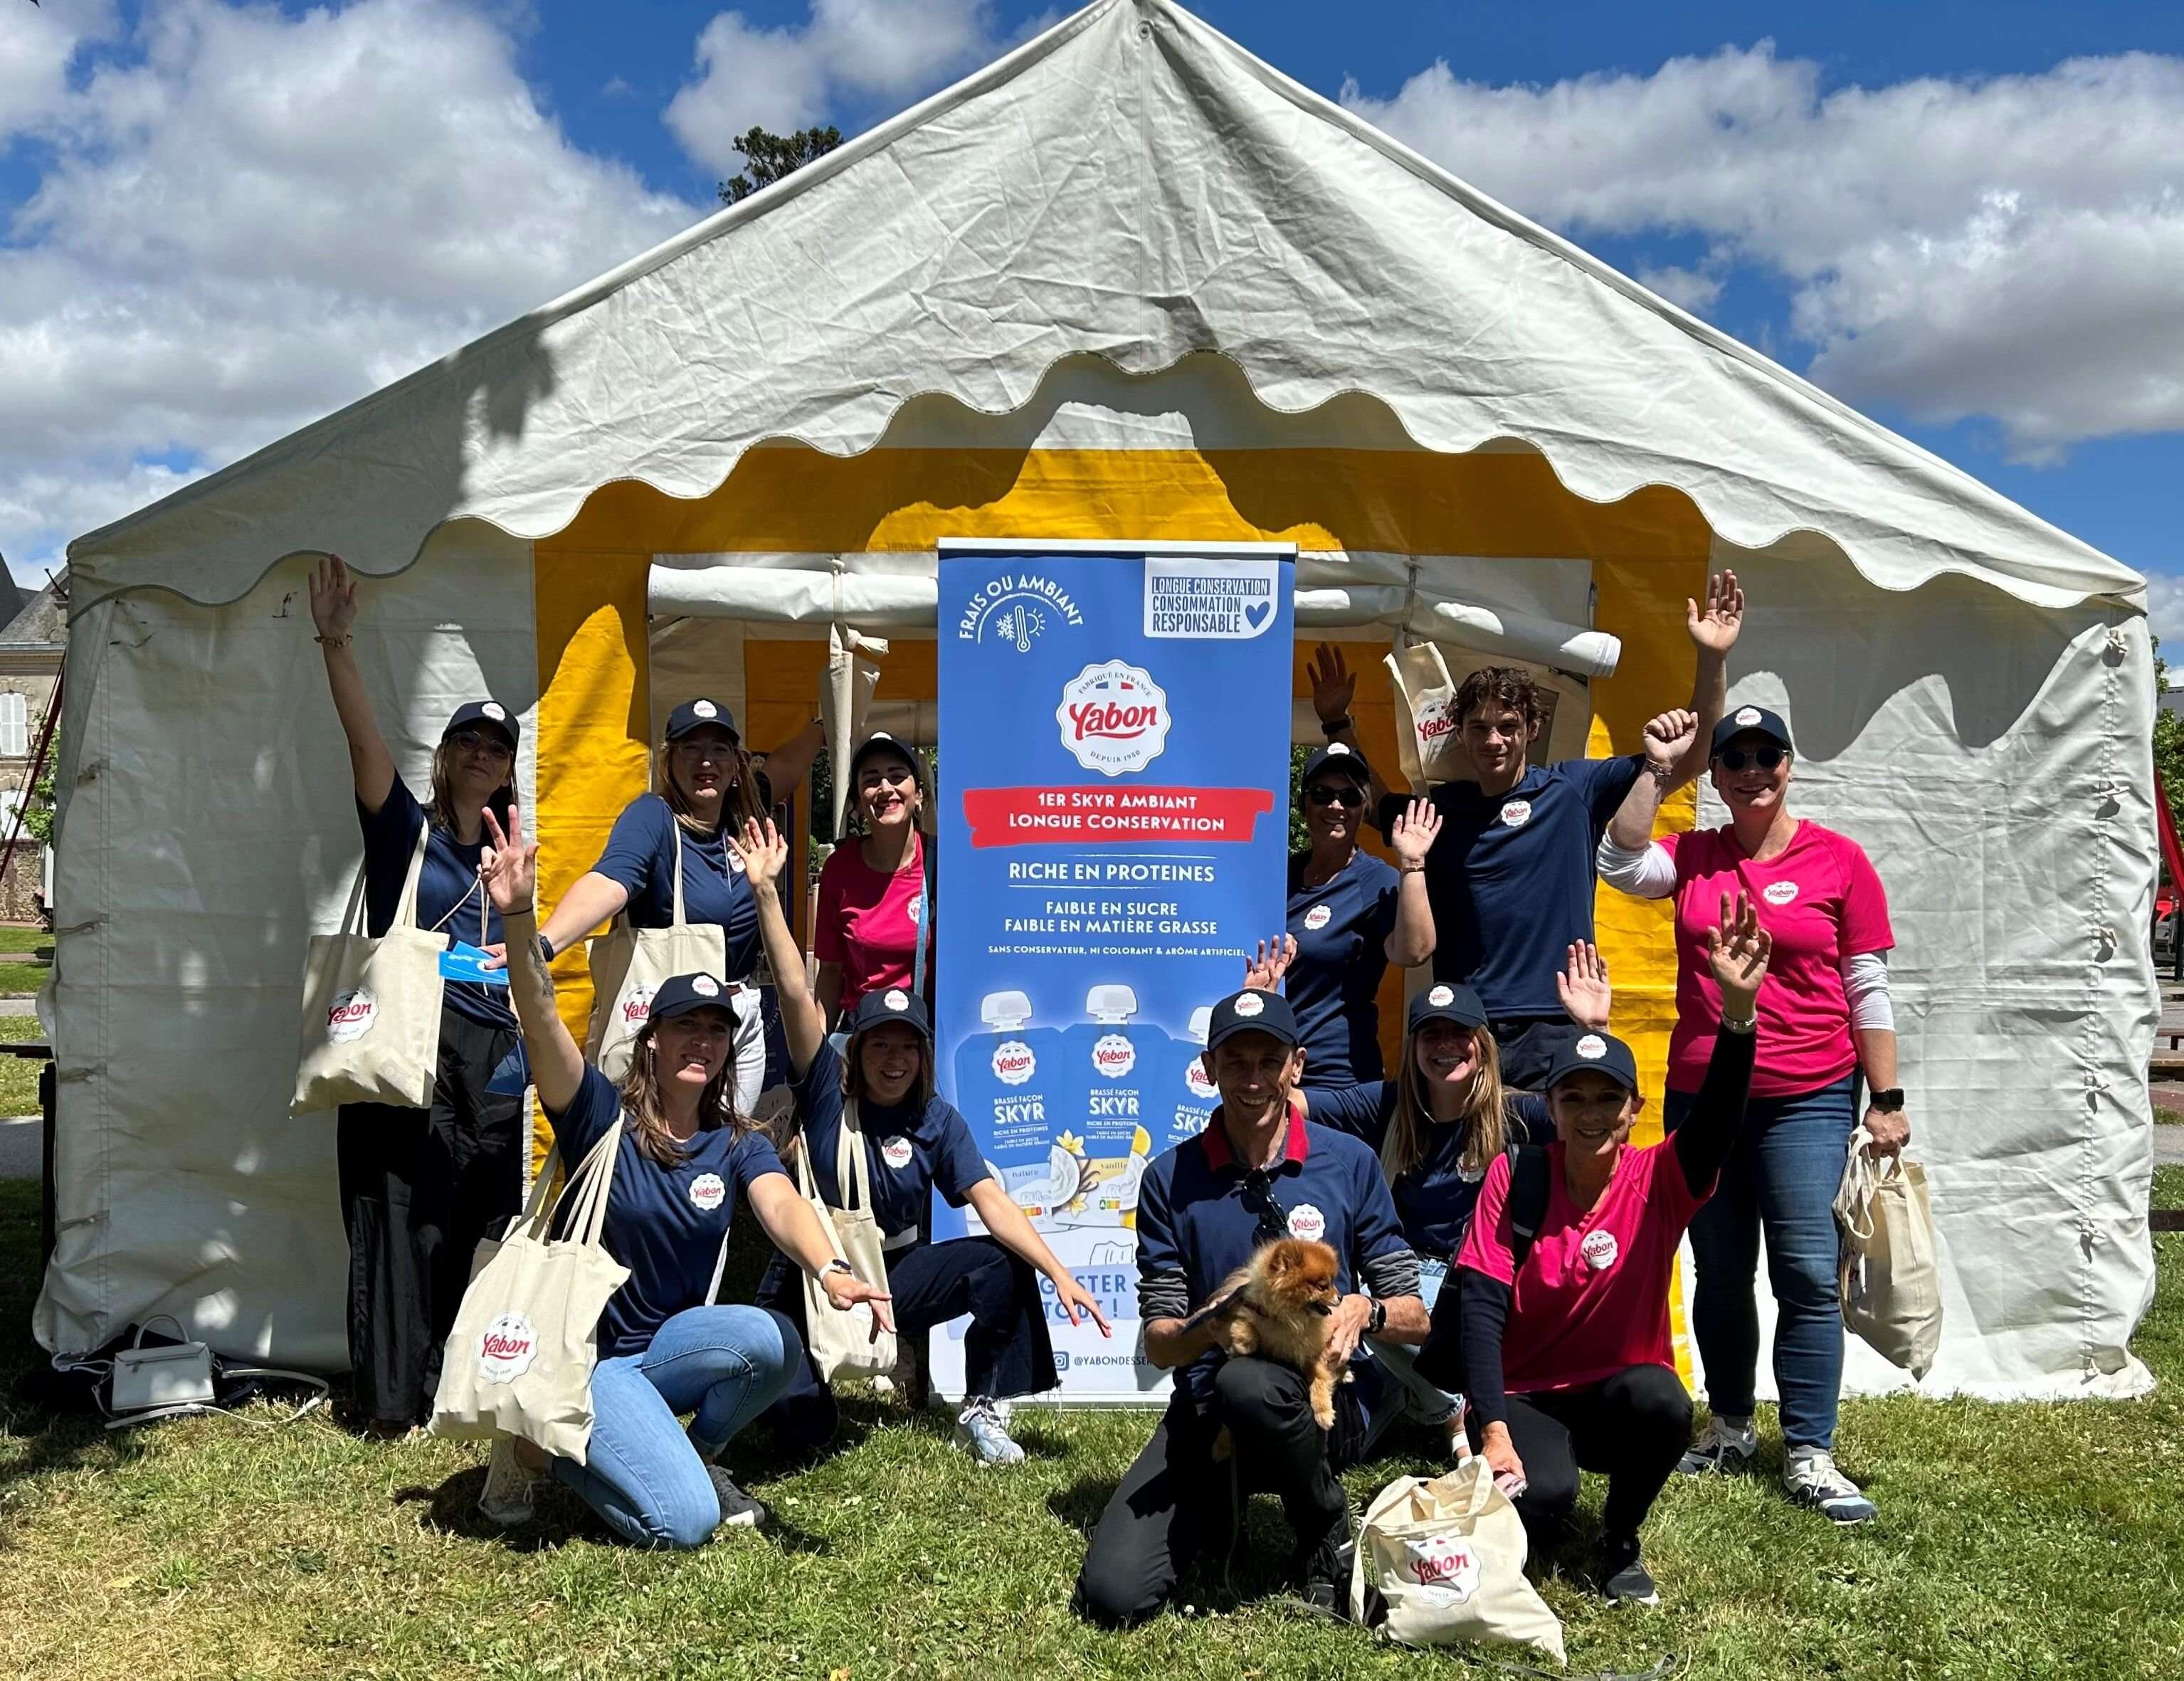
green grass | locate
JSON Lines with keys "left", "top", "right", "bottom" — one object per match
{"left": 0, "top": 964, "right": 45, "bottom": 996}
{"left": 0, "top": 1013, "right": 44, "bottom": 1114}
{"left": 2159, "top": 1108, "right": 2184, "bottom": 1126}
{"left": 1, "top": 1174, "right": 2180, "bottom": 1679}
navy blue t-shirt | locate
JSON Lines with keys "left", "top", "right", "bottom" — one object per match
{"left": 1286, "top": 848, "right": 1401, "bottom": 1089}
{"left": 593, "top": 786, "right": 773, "bottom": 983}
{"left": 1308, "top": 1081, "right": 1553, "bottom": 1260}
{"left": 356, "top": 774, "right": 513, "bottom": 1031}
{"left": 789, "top": 1039, "right": 990, "bottom": 1245}
{"left": 1375, "top": 757, "right": 1642, "bottom": 1020}
{"left": 1134, "top": 1111, "right": 1410, "bottom": 1405}
{"left": 547, "top": 1065, "right": 788, "bottom": 1359}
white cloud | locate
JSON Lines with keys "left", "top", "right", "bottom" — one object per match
{"left": 0, "top": 0, "right": 699, "bottom": 582}
{"left": 2147, "top": 572, "right": 2184, "bottom": 652}
{"left": 1344, "top": 46, "right": 2184, "bottom": 460}
{"left": 1635, "top": 265, "right": 1723, "bottom": 315}
{"left": 665, "top": 0, "right": 1013, "bottom": 177}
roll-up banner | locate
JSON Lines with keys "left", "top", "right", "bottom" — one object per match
{"left": 930, "top": 539, "right": 1297, "bottom": 1403}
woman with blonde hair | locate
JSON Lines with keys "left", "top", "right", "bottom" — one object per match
{"left": 308, "top": 555, "right": 530, "bottom": 1434}
{"left": 532, "top": 697, "right": 821, "bottom": 1112}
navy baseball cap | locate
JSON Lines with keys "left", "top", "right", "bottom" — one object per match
{"left": 1205, "top": 989, "right": 1301, "bottom": 1050}
{"left": 665, "top": 697, "right": 739, "bottom": 742}
{"left": 846, "top": 984, "right": 932, "bottom": 1043}
{"left": 1710, "top": 705, "right": 1793, "bottom": 757}
{"left": 443, "top": 700, "right": 517, "bottom": 749}
{"left": 1408, "top": 981, "right": 1488, "bottom": 1034}
{"left": 849, "top": 730, "right": 925, "bottom": 787}
{"left": 1542, "top": 1030, "right": 1641, "bottom": 1095}
{"left": 648, "top": 972, "right": 738, "bottom": 1026}
{"left": 1299, "top": 742, "right": 1371, "bottom": 791}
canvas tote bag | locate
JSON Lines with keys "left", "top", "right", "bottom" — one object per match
{"left": 1350, "top": 1459, "right": 1566, "bottom": 1663}
{"left": 431, "top": 1118, "right": 631, "bottom": 1462}
{"left": 586, "top": 821, "right": 729, "bottom": 1083}
{"left": 292, "top": 824, "right": 446, "bottom": 1114}
{"left": 794, "top": 1099, "right": 897, "bottom": 1381}
{"left": 1384, "top": 639, "right": 1471, "bottom": 791}
{"left": 1834, "top": 1133, "right": 1943, "bottom": 1379}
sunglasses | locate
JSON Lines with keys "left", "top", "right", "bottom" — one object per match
{"left": 1306, "top": 784, "right": 1363, "bottom": 808}
{"left": 1241, "top": 1167, "right": 1290, "bottom": 1249}
{"left": 1716, "top": 745, "right": 1788, "bottom": 772}
{"left": 446, "top": 729, "right": 512, "bottom": 759}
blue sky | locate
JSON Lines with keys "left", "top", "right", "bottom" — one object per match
{"left": 4, "top": 0, "right": 2180, "bottom": 624}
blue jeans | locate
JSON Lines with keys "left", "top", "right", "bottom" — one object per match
{"left": 1665, "top": 1074, "right": 1857, "bottom": 1450}
{"left": 551, "top": 1305, "right": 798, "bottom": 1549}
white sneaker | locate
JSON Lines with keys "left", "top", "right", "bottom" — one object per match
{"left": 1677, "top": 1413, "right": 1757, "bottom": 1476}
{"left": 954, "top": 1396, "right": 1027, "bottom": 1466}
{"left": 1783, "top": 1448, "right": 1877, "bottom": 1526}
{"left": 478, "top": 1435, "right": 542, "bottom": 1527}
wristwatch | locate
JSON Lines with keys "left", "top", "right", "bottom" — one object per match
{"left": 1367, "top": 1298, "right": 1387, "bottom": 1337}
{"left": 537, "top": 932, "right": 556, "bottom": 963}
{"left": 823, "top": 1258, "right": 855, "bottom": 1277}
{"left": 1868, "top": 1089, "right": 1906, "bottom": 1113}
{"left": 1321, "top": 715, "right": 1354, "bottom": 737}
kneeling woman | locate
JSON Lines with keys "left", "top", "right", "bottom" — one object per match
{"left": 475, "top": 807, "right": 892, "bottom": 1547}
{"left": 732, "top": 818, "right": 1111, "bottom": 1465}
{"left": 1439, "top": 895, "right": 1768, "bottom": 1605}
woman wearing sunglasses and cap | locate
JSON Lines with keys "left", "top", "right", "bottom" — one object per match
{"left": 732, "top": 818, "right": 1111, "bottom": 1466}
{"left": 815, "top": 732, "right": 936, "bottom": 1024}
{"left": 1430, "top": 894, "right": 1770, "bottom": 1606}
{"left": 1598, "top": 705, "right": 1900, "bottom": 1527}
{"left": 308, "top": 555, "right": 532, "bottom": 1435}
{"left": 529, "top": 696, "right": 821, "bottom": 1114}
{"left": 1284, "top": 743, "right": 1438, "bottom": 1089}
{"left": 470, "top": 806, "right": 892, "bottom": 1546}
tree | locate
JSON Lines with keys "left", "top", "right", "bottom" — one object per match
{"left": 717, "top": 125, "right": 843, "bottom": 205}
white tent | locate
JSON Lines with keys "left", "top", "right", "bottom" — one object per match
{"left": 44, "top": 0, "right": 2156, "bottom": 1401}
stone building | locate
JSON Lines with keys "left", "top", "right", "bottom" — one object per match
{"left": 0, "top": 573, "right": 65, "bottom": 924}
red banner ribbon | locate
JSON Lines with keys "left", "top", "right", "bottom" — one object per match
{"left": 962, "top": 786, "right": 1277, "bottom": 848}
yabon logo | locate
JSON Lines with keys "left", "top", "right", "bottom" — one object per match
{"left": 993, "top": 1040, "right": 1037, "bottom": 1086}
{"left": 477, "top": 1312, "right": 539, "bottom": 1384}
{"left": 1415, "top": 700, "right": 1459, "bottom": 744}
{"left": 1092, "top": 1033, "right": 1136, "bottom": 1079}
{"left": 620, "top": 985, "right": 655, "bottom": 1027}
{"left": 1404, "top": 1535, "right": 1481, "bottom": 1604}
{"left": 1056, "top": 661, "right": 1171, "bottom": 777}
{"left": 1186, "top": 1060, "right": 1218, "bottom": 1101}
{"left": 326, "top": 989, "right": 377, "bottom": 1043}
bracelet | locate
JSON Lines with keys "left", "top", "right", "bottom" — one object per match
{"left": 502, "top": 902, "right": 538, "bottom": 920}
{"left": 314, "top": 633, "right": 352, "bottom": 648}
{"left": 821, "top": 1258, "right": 854, "bottom": 1280}
{"left": 1645, "top": 761, "right": 1677, "bottom": 784}
{"left": 1719, "top": 1013, "right": 1757, "bottom": 1035}
{"left": 1320, "top": 715, "right": 1354, "bottom": 737}
{"left": 1400, "top": 863, "right": 1427, "bottom": 875}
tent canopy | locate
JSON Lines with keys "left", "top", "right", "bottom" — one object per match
{"left": 68, "top": 0, "right": 2141, "bottom": 618}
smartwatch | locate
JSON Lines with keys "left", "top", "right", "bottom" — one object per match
{"left": 1367, "top": 1298, "right": 1387, "bottom": 1337}
{"left": 1868, "top": 1088, "right": 1906, "bottom": 1113}
{"left": 537, "top": 932, "right": 556, "bottom": 963}
{"left": 1321, "top": 715, "right": 1354, "bottom": 738}
{"left": 823, "top": 1258, "right": 855, "bottom": 1277}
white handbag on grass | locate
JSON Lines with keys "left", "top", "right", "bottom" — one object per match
{"left": 1834, "top": 1133, "right": 1943, "bottom": 1379}
{"left": 795, "top": 1099, "right": 898, "bottom": 1382}
{"left": 1351, "top": 1460, "right": 1566, "bottom": 1663}
{"left": 292, "top": 825, "right": 446, "bottom": 1114}
{"left": 586, "top": 821, "right": 729, "bottom": 1083}
{"left": 430, "top": 1118, "right": 631, "bottom": 1463}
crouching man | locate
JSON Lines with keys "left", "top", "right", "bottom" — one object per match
{"left": 1072, "top": 989, "right": 1430, "bottom": 1625}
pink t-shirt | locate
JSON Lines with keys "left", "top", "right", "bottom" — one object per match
{"left": 1457, "top": 1139, "right": 1705, "bottom": 1393}
{"left": 1660, "top": 821, "right": 1893, "bottom": 1098}
{"left": 814, "top": 836, "right": 932, "bottom": 1011}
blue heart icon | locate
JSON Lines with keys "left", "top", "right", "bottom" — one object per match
{"left": 1244, "top": 600, "right": 1272, "bottom": 631}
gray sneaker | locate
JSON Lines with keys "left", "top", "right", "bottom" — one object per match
{"left": 1783, "top": 1448, "right": 1877, "bottom": 1525}
{"left": 1677, "top": 1414, "right": 1758, "bottom": 1476}
{"left": 954, "top": 1396, "right": 1027, "bottom": 1466}
{"left": 478, "top": 1436, "right": 542, "bottom": 1528}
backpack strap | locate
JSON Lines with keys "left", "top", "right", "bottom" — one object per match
{"left": 1507, "top": 1142, "right": 1552, "bottom": 1270}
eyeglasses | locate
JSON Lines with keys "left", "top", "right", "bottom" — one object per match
{"left": 1305, "top": 784, "right": 1363, "bottom": 808}
{"left": 1240, "top": 1167, "right": 1289, "bottom": 1249}
{"left": 673, "top": 739, "right": 739, "bottom": 763}
{"left": 1716, "top": 746, "right": 1788, "bottom": 772}
{"left": 447, "top": 730, "right": 512, "bottom": 759}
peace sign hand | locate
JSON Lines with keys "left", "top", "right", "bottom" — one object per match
{"left": 478, "top": 803, "right": 539, "bottom": 916}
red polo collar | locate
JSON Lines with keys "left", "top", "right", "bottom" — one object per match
{"left": 1201, "top": 1102, "right": 1310, "bottom": 1174}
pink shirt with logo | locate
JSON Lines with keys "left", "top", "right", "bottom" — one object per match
{"left": 1457, "top": 1139, "right": 1706, "bottom": 1393}
{"left": 1660, "top": 821, "right": 1892, "bottom": 1097}
{"left": 814, "top": 836, "right": 933, "bottom": 1011}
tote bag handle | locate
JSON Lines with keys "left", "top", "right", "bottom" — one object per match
{"left": 837, "top": 1097, "right": 878, "bottom": 1214}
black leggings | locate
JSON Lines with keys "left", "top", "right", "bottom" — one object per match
{"left": 1467, "top": 1364, "right": 1692, "bottom": 1547}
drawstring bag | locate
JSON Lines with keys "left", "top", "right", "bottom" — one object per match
{"left": 292, "top": 825, "right": 446, "bottom": 1114}
{"left": 1834, "top": 1134, "right": 1943, "bottom": 1379}
{"left": 430, "top": 1119, "right": 631, "bottom": 1463}
{"left": 1384, "top": 640, "right": 1470, "bottom": 791}
{"left": 1351, "top": 1460, "right": 1566, "bottom": 1664}
{"left": 586, "top": 822, "right": 730, "bottom": 1084}
{"left": 795, "top": 1098, "right": 897, "bottom": 1381}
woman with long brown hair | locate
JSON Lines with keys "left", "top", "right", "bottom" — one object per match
{"left": 309, "top": 555, "right": 529, "bottom": 1435}
{"left": 533, "top": 697, "right": 821, "bottom": 1113}
{"left": 472, "top": 804, "right": 892, "bottom": 1547}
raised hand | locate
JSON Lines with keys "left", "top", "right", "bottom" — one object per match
{"left": 478, "top": 803, "right": 539, "bottom": 916}
{"left": 727, "top": 817, "right": 788, "bottom": 893}
{"left": 1388, "top": 797, "right": 1442, "bottom": 868}
{"left": 1243, "top": 934, "right": 1297, "bottom": 992}
{"left": 310, "top": 554, "right": 359, "bottom": 640}
{"left": 1308, "top": 643, "right": 1356, "bottom": 724}
{"left": 1704, "top": 890, "right": 1773, "bottom": 1019}
{"left": 1687, "top": 569, "right": 1744, "bottom": 658}
{"left": 1642, "top": 709, "right": 1698, "bottom": 773}
{"left": 1556, "top": 939, "right": 1613, "bottom": 1031}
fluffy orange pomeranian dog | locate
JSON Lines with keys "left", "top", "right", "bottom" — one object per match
{"left": 1201, "top": 1238, "right": 1349, "bottom": 1443}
